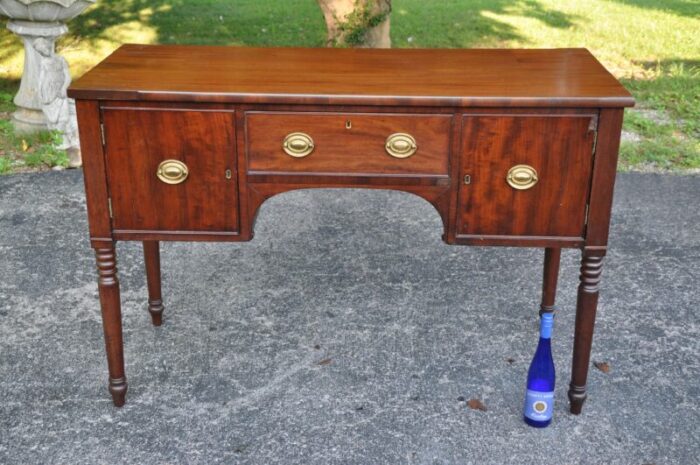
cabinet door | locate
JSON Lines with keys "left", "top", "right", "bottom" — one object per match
{"left": 102, "top": 108, "right": 238, "bottom": 232}
{"left": 457, "top": 115, "right": 596, "bottom": 239}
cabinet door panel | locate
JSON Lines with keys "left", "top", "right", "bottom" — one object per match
{"left": 103, "top": 108, "right": 238, "bottom": 232}
{"left": 457, "top": 115, "right": 596, "bottom": 238}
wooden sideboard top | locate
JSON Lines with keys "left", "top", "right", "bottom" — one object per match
{"left": 69, "top": 45, "right": 634, "bottom": 108}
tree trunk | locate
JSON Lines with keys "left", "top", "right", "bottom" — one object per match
{"left": 317, "top": 0, "right": 391, "bottom": 48}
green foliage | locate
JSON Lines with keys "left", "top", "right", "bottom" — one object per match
{"left": 0, "top": 83, "right": 69, "bottom": 173}
{"left": 623, "top": 111, "right": 671, "bottom": 138}
{"left": 336, "top": 1, "right": 390, "bottom": 47}
{"left": 0, "top": 156, "right": 11, "bottom": 174}
{"left": 619, "top": 62, "right": 700, "bottom": 170}
{"left": 0, "top": 119, "right": 68, "bottom": 174}
{"left": 68, "top": 0, "right": 326, "bottom": 49}
{"left": 620, "top": 138, "right": 700, "bottom": 170}
{"left": 22, "top": 132, "right": 68, "bottom": 169}
{"left": 0, "top": 91, "right": 13, "bottom": 113}
{"left": 0, "top": 119, "right": 17, "bottom": 175}
{"left": 622, "top": 62, "right": 700, "bottom": 138}
{"left": 0, "top": 119, "right": 14, "bottom": 145}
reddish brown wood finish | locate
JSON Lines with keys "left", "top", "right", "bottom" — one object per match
{"left": 540, "top": 248, "right": 561, "bottom": 315}
{"left": 94, "top": 245, "right": 126, "bottom": 406}
{"left": 246, "top": 112, "right": 451, "bottom": 176}
{"left": 457, "top": 114, "right": 596, "bottom": 239}
{"left": 143, "top": 241, "right": 164, "bottom": 326}
{"left": 569, "top": 252, "right": 604, "bottom": 414}
{"left": 102, "top": 107, "right": 238, "bottom": 233}
{"left": 68, "top": 45, "right": 634, "bottom": 108}
{"left": 75, "top": 100, "right": 111, "bottom": 246}
{"left": 564, "top": 107, "right": 625, "bottom": 414}
{"left": 584, "top": 109, "right": 625, "bottom": 249}
{"left": 69, "top": 45, "right": 633, "bottom": 411}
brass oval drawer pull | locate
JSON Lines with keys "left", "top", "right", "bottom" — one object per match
{"left": 157, "top": 159, "right": 189, "bottom": 185}
{"left": 385, "top": 133, "right": 418, "bottom": 159}
{"left": 283, "top": 132, "right": 315, "bottom": 158}
{"left": 506, "top": 164, "right": 539, "bottom": 190}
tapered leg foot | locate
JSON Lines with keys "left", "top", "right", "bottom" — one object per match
{"left": 568, "top": 251, "right": 605, "bottom": 415}
{"left": 148, "top": 299, "right": 164, "bottom": 326}
{"left": 568, "top": 383, "right": 586, "bottom": 414}
{"left": 143, "top": 241, "right": 164, "bottom": 326}
{"left": 109, "top": 377, "right": 128, "bottom": 407}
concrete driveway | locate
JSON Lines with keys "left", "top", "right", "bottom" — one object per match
{"left": 0, "top": 170, "right": 698, "bottom": 464}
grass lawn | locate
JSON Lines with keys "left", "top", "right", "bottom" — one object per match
{"left": 1, "top": 0, "right": 699, "bottom": 173}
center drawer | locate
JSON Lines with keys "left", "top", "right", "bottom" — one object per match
{"left": 246, "top": 112, "right": 451, "bottom": 176}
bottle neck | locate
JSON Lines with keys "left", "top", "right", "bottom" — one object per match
{"left": 539, "top": 313, "right": 554, "bottom": 340}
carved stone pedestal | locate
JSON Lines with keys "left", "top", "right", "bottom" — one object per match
{"left": 2, "top": 0, "right": 95, "bottom": 166}
{"left": 6, "top": 20, "right": 67, "bottom": 133}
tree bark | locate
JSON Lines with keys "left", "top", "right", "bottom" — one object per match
{"left": 317, "top": 0, "right": 391, "bottom": 48}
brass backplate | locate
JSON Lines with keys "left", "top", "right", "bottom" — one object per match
{"left": 283, "top": 132, "right": 315, "bottom": 158}
{"left": 157, "top": 159, "right": 189, "bottom": 185}
{"left": 385, "top": 133, "right": 418, "bottom": 159}
{"left": 506, "top": 164, "right": 539, "bottom": 190}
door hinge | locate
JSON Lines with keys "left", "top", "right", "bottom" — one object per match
{"left": 107, "top": 198, "right": 113, "bottom": 218}
{"left": 584, "top": 203, "right": 590, "bottom": 225}
{"left": 100, "top": 123, "right": 106, "bottom": 146}
{"left": 463, "top": 174, "right": 471, "bottom": 185}
{"left": 591, "top": 130, "right": 598, "bottom": 155}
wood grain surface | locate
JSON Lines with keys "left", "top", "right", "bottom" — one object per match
{"left": 68, "top": 45, "right": 634, "bottom": 108}
{"left": 102, "top": 107, "right": 239, "bottom": 233}
{"left": 456, "top": 114, "right": 596, "bottom": 238}
{"left": 246, "top": 112, "right": 451, "bottom": 176}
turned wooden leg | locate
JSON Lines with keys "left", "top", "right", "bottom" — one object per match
{"left": 540, "top": 248, "right": 561, "bottom": 315}
{"left": 143, "top": 241, "right": 164, "bottom": 326}
{"left": 568, "top": 251, "right": 604, "bottom": 414}
{"left": 95, "top": 245, "right": 127, "bottom": 407}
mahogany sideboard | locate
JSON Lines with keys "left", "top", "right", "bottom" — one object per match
{"left": 68, "top": 45, "right": 634, "bottom": 413}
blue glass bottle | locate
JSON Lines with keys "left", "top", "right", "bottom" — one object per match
{"left": 523, "top": 313, "right": 555, "bottom": 427}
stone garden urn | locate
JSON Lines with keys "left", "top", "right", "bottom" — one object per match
{"left": 1, "top": 0, "right": 95, "bottom": 166}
